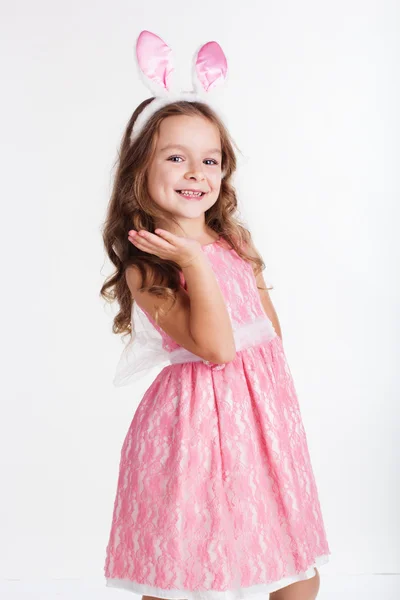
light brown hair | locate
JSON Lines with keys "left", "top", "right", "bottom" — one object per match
{"left": 100, "top": 98, "right": 268, "bottom": 339}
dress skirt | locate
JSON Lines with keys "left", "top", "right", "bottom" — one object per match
{"left": 103, "top": 333, "right": 331, "bottom": 599}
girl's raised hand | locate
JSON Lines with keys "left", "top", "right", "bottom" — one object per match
{"left": 128, "top": 229, "right": 203, "bottom": 268}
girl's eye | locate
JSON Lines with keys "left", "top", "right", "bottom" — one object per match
{"left": 168, "top": 156, "right": 219, "bottom": 166}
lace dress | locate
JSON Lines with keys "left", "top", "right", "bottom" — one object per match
{"left": 104, "top": 236, "right": 331, "bottom": 599}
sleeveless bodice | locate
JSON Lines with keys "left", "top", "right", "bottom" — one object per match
{"left": 114, "top": 237, "right": 275, "bottom": 386}
{"left": 144, "top": 237, "right": 270, "bottom": 352}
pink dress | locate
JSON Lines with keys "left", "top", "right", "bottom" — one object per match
{"left": 104, "top": 236, "right": 331, "bottom": 599}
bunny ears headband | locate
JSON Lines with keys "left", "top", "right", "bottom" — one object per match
{"left": 130, "top": 30, "right": 229, "bottom": 143}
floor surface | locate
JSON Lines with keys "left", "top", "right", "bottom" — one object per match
{"left": 0, "top": 575, "right": 398, "bottom": 599}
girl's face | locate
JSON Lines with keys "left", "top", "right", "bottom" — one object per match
{"left": 147, "top": 114, "right": 223, "bottom": 220}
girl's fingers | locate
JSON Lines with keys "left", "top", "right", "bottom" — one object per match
{"left": 128, "top": 231, "right": 149, "bottom": 247}
{"left": 130, "top": 230, "right": 174, "bottom": 251}
{"left": 154, "top": 228, "right": 176, "bottom": 242}
{"left": 128, "top": 230, "right": 174, "bottom": 254}
{"left": 128, "top": 230, "right": 152, "bottom": 246}
{"left": 155, "top": 229, "right": 186, "bottom": 247}
{"left": 129, "top": 238, "right": 156, "bottom": 255}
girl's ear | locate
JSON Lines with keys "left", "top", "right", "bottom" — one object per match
{"left": 135, "top": 30, "right": 176, "bottom": 97}
{"left": 192, "top": 41, "right": 228, "bottom": 94}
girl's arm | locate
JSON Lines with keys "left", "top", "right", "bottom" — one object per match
{"left": 254, "top": 270, "right": 282, "bottom": 340}
{"left": 246, "top": 237, "right": 282, "bottom": 341}
{"left": 125, "top": 252, "right": 236, "bottom": 365}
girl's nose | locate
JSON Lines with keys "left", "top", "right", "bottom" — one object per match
{"left": 185, "top": 170, "right": 205, "bottom": 181}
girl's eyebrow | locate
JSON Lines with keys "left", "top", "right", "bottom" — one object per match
{"left": 160, "top": 143, "right": 222, "bottom": 155}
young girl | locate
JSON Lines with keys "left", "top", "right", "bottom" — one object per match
{"left": 101, "top": 30, "right": 330, "bottom": 600}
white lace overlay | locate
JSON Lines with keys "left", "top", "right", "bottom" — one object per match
{"left": 113, "top": 303, "right": 277, "bottom": 387}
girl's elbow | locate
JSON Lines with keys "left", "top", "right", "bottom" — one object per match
{"left": 209, "top": 345, "right": 236, "bottom": 365}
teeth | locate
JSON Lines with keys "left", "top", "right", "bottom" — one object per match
{"left": 177, "top": 190, "right": 204, "bottom": 196}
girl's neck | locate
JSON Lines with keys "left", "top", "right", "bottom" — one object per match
{"left": 154, "top": 222, "right": 219, "bottom": 245}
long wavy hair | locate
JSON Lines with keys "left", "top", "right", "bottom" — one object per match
{"left": 100, "top": 98, "right": 270, "bottom": 340}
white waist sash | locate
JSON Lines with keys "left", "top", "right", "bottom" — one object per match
{"left": 113, "top": 312, "right": 277, "bottom": 387}
{"left": 169, "top": 316, "right": 277, "bottom": 367}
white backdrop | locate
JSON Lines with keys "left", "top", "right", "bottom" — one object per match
{"left": 1, "top": 0, "right": 399, "bottom": 585}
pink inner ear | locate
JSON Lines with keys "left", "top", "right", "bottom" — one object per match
{"left": 195, "top": 41, "right": 228, "bottom": 92}
{"left": 136, "top": 30, "right": 174, "bottom": 90}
